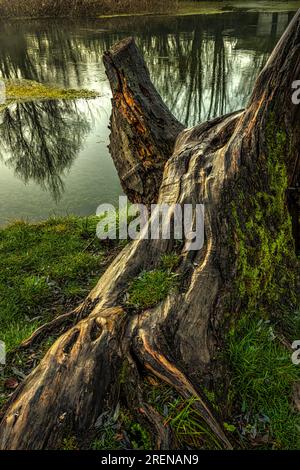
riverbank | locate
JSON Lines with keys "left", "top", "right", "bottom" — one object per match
{"left": 0, "top": 0, "right": 175, "bottom": 18}
{"left": 177, "top": 1, "right": 300, "bottom": 16}
{"left": 0, "top": 1, "right": 299, "bottom": 19}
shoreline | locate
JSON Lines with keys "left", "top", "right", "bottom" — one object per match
{"left": 0, "top": 1, "right": 299, "bottom": 20}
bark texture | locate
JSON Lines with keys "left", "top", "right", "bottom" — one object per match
{"left": 103, "top": 37, "right": 184, "bottom": 204}
{"left": 0, "top": 10, "right": 299, "bottom": 450}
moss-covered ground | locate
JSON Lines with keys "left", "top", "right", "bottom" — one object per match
{"left": 0, "top": 216, "right": 122, "bottom": 409}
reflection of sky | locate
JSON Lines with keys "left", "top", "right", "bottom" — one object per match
{"left": 0, "top": 11, "right": 293, "bottom": 225}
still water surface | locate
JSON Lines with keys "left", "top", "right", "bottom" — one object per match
{"left": 0, "top": 9, "right": 297, "bottom": 225}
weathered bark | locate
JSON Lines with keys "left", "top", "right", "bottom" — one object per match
{"left": 0, "top": 10, "right": 299, "bottom": 450}
{"left": 103, "top": 37, "right": 184, "bottom": 204}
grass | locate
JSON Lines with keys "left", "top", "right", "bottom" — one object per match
{"left": 0, "top": 79, "right": 98, "bottom": 112}
{"left": 160, "top": 253, "right": 181, "bottom": 271}
{"left": 89, "top": 378, "right": 222, "bottom": 450}
{"left": 144, "top": 380, "right": 222, "bottom": 449}
{"left": 127, "top": 267, "right": 178, "bottom": 309}
{"left": 165, "top": 396, "right": 222, "bottom": 449}
{"left": 0, "top": 215, "right": 118, "bottom": 352}
{"left": 226, "top": 112, "right": 300, "bottom": 449}
{"left": 90, "top": 408, "right": 152, "bottom": 450}
{"left": 0, "top": 214, "right": 128, "bottom": 417}
{"left": 2, "top": 217, "right": 298, "bottom": 450}
{"left": 88, "top": 382, "right": 223, "bottom": 450}
{"left": 228, "top": 317, "right": 300, "bottom": 449}
{"left": 91, "top": 428, "right": 123, "bottom": 450}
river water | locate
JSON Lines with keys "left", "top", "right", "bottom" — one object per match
{"left": 0, "top": 8, "right": 297, "bottom": 225}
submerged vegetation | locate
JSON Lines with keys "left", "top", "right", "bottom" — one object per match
{"left": 0, "top": 79, "right": 98, "bottom": 111}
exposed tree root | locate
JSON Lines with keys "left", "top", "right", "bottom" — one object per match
{"left": 131, "top": 331, "right": 233, "bottom": 449}
{"left": 19, "top": 303, "right": 88, "bottom": 350}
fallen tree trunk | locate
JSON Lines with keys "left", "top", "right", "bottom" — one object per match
{"left": 0, "top": 11, "right": 299, "bottom": 450}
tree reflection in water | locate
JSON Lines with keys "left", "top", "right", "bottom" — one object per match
{"left": 0, "top": 100, "right": 90, "bottom": 200}
{"left": 0, "top": 12, "right": 293, "bottom": 126}
{"left": 0, "top": 10, "right": 295, "bottom": 203}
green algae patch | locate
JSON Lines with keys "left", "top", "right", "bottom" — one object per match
{"left": 0, "top": 79, "right": 99, "bottom": 110}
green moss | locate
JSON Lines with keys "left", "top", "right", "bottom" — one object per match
{"left": 161, "top": 253, "right": 181, "bottom": 272}
{"left": 0, "top": 79, "right": 98, "bottom": 111}
{"left": 127, "top": 269, "right": 178, "bottom": 309}
{"left": 226, "top": 113, "right": 300, "bottom": 449}
{"left": 119, "top": 358, "right": 130, "bottom": 385}
{"left": 126, "top": 422, "right": 152, "bottom": 450}
{"left": 61, "top": 435, "right": 78, "bottom": 450}
{"left": 231, "top": 113, "right": 297, "bottom": 317}
{"left": 203, "top": 388, "right": 220, "bottom": 412}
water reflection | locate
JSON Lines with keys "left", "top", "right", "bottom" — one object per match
{"left": 0, "top": 10, "right": 296, "bottom": 223}
{"left": 0, "top": 100, "right": 90, "bottom": 200}
{"left": 0, "top": 12, "right": 294, "bottom": 124}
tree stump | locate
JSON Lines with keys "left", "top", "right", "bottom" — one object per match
{"left": 0, "top": 10, "right": 299, "bottom": 450}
